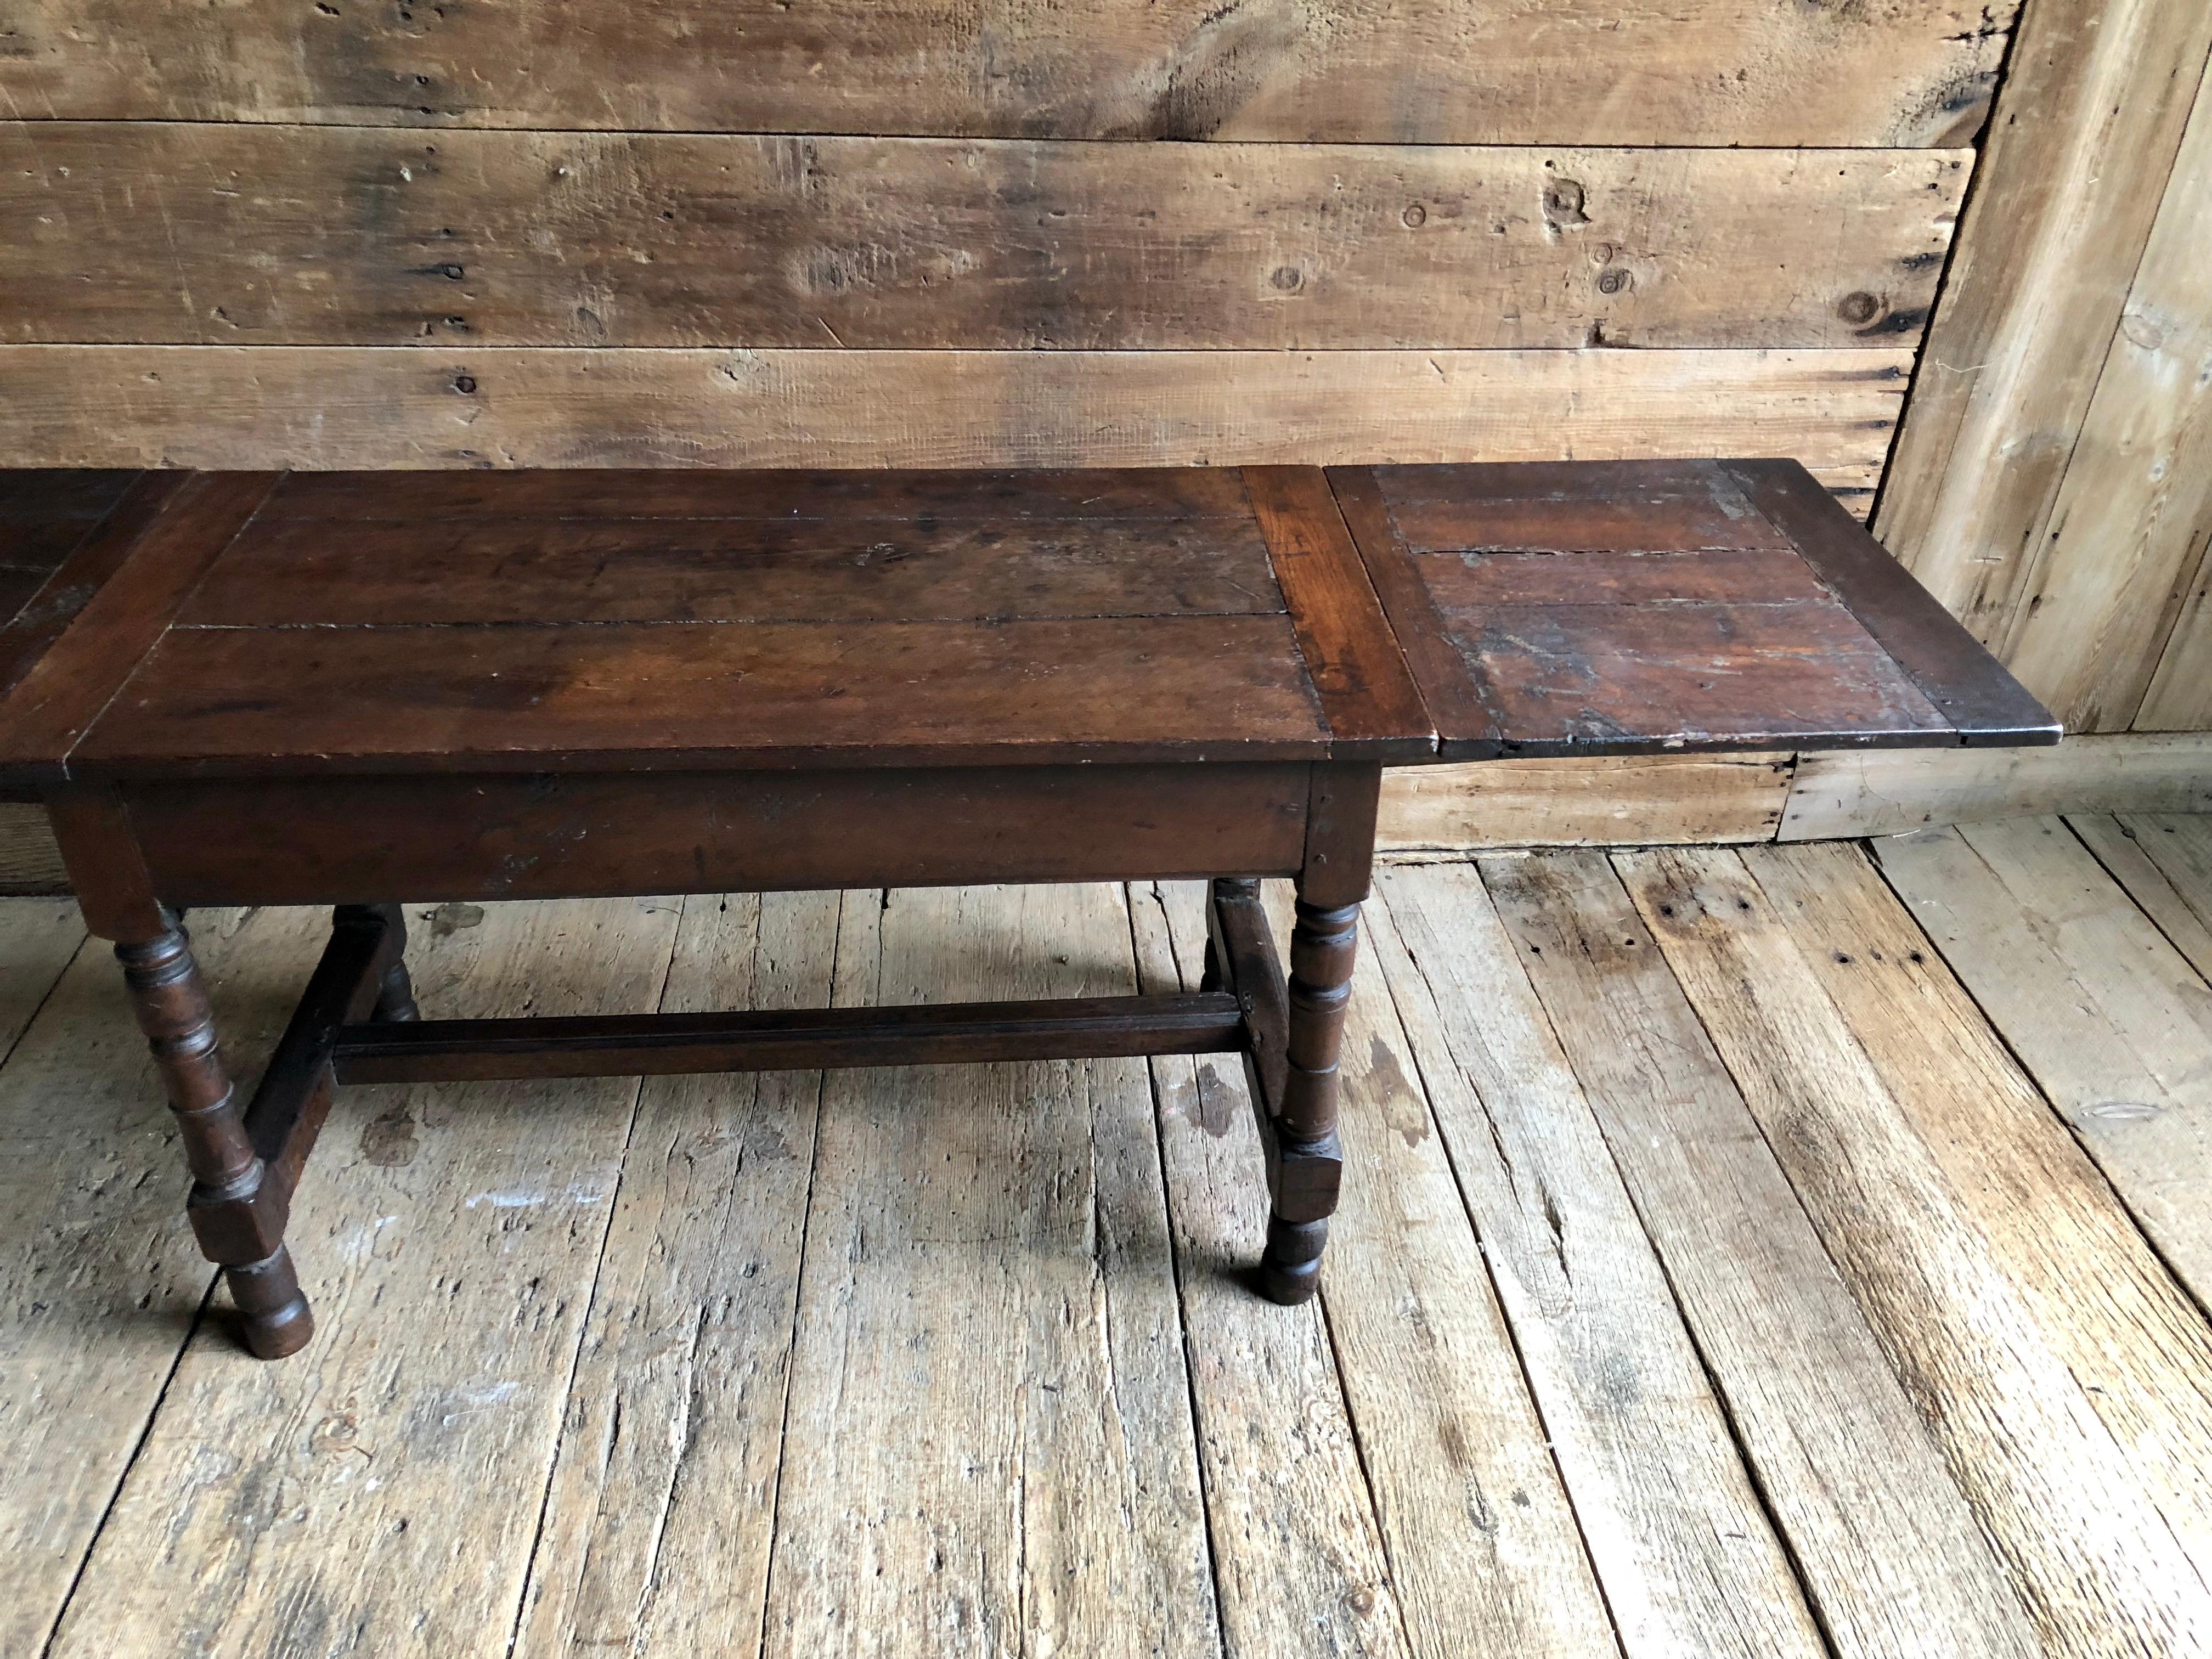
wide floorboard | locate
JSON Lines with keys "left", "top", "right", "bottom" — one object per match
{"left": 3, "top": 823, "right": 2209, "bottom": 1657}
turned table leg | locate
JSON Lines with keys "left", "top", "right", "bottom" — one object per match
{"left": 1258, "top": 893, "right": 1356, "bottom": 1303}
{"left": 1256, "top": 762, "right": 1378, "bottom": 1305}
{"left": 357, "top": 902, "right": 420, "bottom": 1023}
{"left": 119, "top": 914, "right": 314, "bottom": 1359}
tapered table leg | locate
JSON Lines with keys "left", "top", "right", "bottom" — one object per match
{"left": 119, "top": 913, "right": 314, "bottom": 1359}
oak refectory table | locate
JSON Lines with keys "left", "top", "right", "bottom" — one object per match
{"left": 0, "top": 462, "right": 2057, "bottom": 1358}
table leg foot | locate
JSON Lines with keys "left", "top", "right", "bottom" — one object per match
{"left": 118, "top": 913, "right": 314, "bottom": 1361}
{"left": 228, "top": 1246, "right": 316, "bottom": 1360}
{"left": 1259, "top": 1216, "right": 1327, "bottom": 1304}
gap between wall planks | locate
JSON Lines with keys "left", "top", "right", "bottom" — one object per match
{"left": 0, "top": 0, "right": 2018, "bottom": 146}
{"left": 0, "top": 347, "right": 1909, "bottom": 485}
{"left": 0, "top": 128, "right": 1966, "bottom": 353}
{"left": 1876, "top": 0, "right": 2212, "bottom": 654}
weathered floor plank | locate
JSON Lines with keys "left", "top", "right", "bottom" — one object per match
{"left": 1141, "top": 878, "right": 1617, "bottom": 1659}
{"left": 1873, "top": 820, "right": 2212, "bottom": 1308}
{"left": 1624, "top": 843, "right": 2212, "bottom": 1657}
{"left": 1481, "top": 850, "right": 2039, "bottom": 1659}
{"left": 513, "top": 891, "right": 841, "bottom": 1656}
{"left": 43, "top": 898, "right": 685, "bottom": 1658}
{"left": 2072, "top": 812, "right": 2212, "bottom": 979}
{"left": 0, "top": 905, "right": 323, "bottom": 1657}
{"left": 1372, "top": 861, "right": 1825, "bottom": 1659}
{"left": 760, "top": 883, "right": 1217, "bottom": 1659}
{"left": 0, "top": 894, "right": 81, "bottom": 1052}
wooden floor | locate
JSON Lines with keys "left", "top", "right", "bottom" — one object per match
{"left": 4, "top": 820, "right": 2211, "bottom": 1658}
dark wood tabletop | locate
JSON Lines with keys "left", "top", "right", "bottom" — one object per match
{"left": 1329, "top": 458, "right": 2059, "bottom": 758}
{"left": 0, "top": 460, "right": 2056, "bottom": 791}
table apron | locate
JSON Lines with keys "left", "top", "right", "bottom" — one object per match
{"left": 112, "top": 762, "right": 1316, "bottom": 909}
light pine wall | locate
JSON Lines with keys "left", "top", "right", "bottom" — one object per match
{"left": 1877, "top": 0, "right": 2212, "bottom": 733}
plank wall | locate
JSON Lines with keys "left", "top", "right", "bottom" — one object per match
{"left": 0, "top": 1, "right": 2011, "bottom": 523}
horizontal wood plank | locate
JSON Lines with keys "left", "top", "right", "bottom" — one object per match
{"left": 0, "top": 0, "right": 2018, "bottom": 145}
{"left": 0, "top": 346, "right": 1911, "bottom": 485}
{"left": 261, "top": 467, "right": 1256, "bottom": 523}
{"left": 1780, "top": 732, "right": 2212, "bottom": 840}
{"left": 182, "top": 515, "right": 1287, "bottom": 628}
{"left": 79, "top": 615, "right": 1335, "bottom": 776}
{"left": 1377, "top": 753, "right": 1793, "bottom": 850}
{"left": 0, "top": 126, "right": 1966, "bottom": 351}
{"left": 123, "top": 766, "right": 1315, "bottom": 906}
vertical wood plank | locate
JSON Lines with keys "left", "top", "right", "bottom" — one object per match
{"left": 2135, "top": 535, "right": 2212, "bottom": 730}
{"left": 1370, "top": 861, "right": 1826, "bottom": 1659}
{"left": 0, "top": 905, "right": 321, "bottom": 1656}
{"left": 1139, "top": 878, "right": 1618, "bottom": 1659}
{"left": 1871, "top": 820, "right": 2212, "bottom": 1306}
{"left": 760, "top": 883, "right": 1217, "bottom": 1659}
{"left": 44, "top": 897, "right": 684, "bottom": 1658}
{"left": 1481, "top": 850, "right": 2038, "bottom": 1659}
{"left": 1875, "top": 0, "right": 2212, "bottom": 641}
{"left": 1624, "top": 843, "right": 2212, "bottom": 1655}
{"left": 1998, "top": 55, "right": 2212, "bottom": 729}
{"left": 514, "top": 890, "right": 840, "bottom": 1656}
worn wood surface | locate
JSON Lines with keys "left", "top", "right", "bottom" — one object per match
{"left": 1874, "top": 820, "right": 2212, "bottom": 1307}
{"left": 1875, "top": 0, "right": 2212, "bottom": 641}
{"left": 44, "top": 897, "right": 682, "bottom": 1658}
{"left": 0, "top": 127, "right": 1966, "bottom": 352}
{"left": 0, "top": 473, "right": 274, "bottom": 783}
{"left": 0, "top": 0, "right": 2018, "bottom": 145}
{"left": 1483, "top": 851, "right": 2039, "bottom": 1659}
{"left": 1999, "top": 59, "right": 2212, "bottom": 730}
{"left": 0, "top": 346, "right": 1911, "bottom": 485}
{"left": 2074, "top": 813, "right": 2212, "bottom": 978}
{"left": 1376, "top": 753, "right": 1793, "bottom": 851}
{"left": 1780, "top": 732, "right": 2212, "bottom": 840}
{"left": 2137, "top": 540, "right": 2212, "bottom": 731}
{"left": 9, "top": 834, "right": 2212, "bottom": 1651}
{"left": 515, "top": 890, "right": 839, "bottom": 1655}
{"left": 766, "top": 882, "right": 1216, "bottom": 1659}
{"left": 0, "top": 906, "right": 329, "bottom": 1655}
{"left": 1624, "top": 844, "right": 2212, "bottom": 1655}
{"left": 1372, "top": 862, "right": 1825, "bottom": 1657}
{"left": 1136, "top": 879, "right": 1599, "bottom": 1659}
{"left": 1335, "top": 459, "right": 2034, "bottom": 760}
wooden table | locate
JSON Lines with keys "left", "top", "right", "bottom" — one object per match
{"left": 0, "top": 461, "right": 2055, "bottom": 1357}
